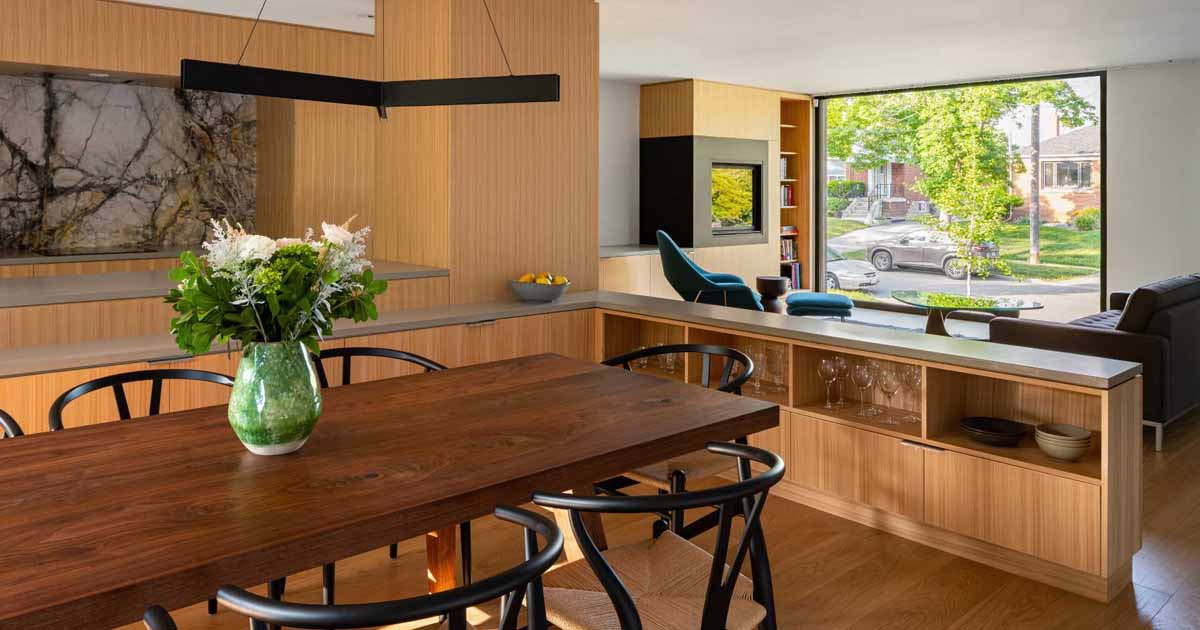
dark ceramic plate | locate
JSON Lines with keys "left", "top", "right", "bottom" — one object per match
{"left": 960, "top": 416, "right": 1027, "bottom": 447}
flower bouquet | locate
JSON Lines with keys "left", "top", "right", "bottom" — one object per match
{"left": 166, "top": 217, "right": 387, "bottom": 455}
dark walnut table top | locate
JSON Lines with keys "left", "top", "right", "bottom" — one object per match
{"left": 0, "top": 354, "right": 778, "bottom": 630}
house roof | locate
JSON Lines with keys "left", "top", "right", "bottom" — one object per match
{"left": 1017, "top": 125, "right": 1100, "bottom": 158}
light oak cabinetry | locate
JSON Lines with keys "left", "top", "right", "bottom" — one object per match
{"left": 598, "top": 309, "right": 1141, "bottom": 602}
{"left": 923, "top": 447, "right": 1102, "bottom": 575}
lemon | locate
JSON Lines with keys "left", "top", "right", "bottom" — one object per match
{"left": 518, "top": 272, "right": 535, "bottom": 283}
{"left": 553, "top": 275, "right": 569, "bottom": 285}
{"left": 535, "top": 276, "right": 552, "bottom": 285}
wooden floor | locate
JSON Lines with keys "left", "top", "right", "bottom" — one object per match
{"left": 123, "top": 411, "right": 1200, "bottom": 630}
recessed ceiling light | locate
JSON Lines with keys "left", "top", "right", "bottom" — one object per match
{"left": 88, "top": 72, "right": 112, "bottom": 78}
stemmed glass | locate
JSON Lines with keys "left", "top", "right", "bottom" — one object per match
{"left": 817, "top": 358, "right": 838, "bottom": 409}
{"left": 877, "top": 367, "right": 902, "bottom": 425}
{"left": 900, "top": 365, "right": 922, "bottom": 424}
{"left": 851, "top": 363, "right": 879, "bottom": 417}
{"left": 634, "top": 345, "right": 649, "bottom": 369}
{"left": 748, "top": 342, "right": 766, "bottom": 394}
{"left": 833, "top": 355, "right": 850, "bottom": 408}
{"left": 655, "top": 342, "right": 675, "bottom": 374}
{"left": 865, "top": 359, "right": 883, "bottom": 416}
{"left": 766, "top": 344, "right": 787, "bottom": 394}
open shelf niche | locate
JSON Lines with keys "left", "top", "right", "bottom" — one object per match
{"left": 601, "top": 313, "right": 687, "bottom": 382}
{"left": 790, "top": 345, "right": 924, "bottom": 440}
{"left": 685, "top": 327, "right": 791, "bottom": 408}
{"left": 778, "top": 96, "right": 811, "bottom": 290}
{"left": 925, "top": 368, "right": 1102, "bottom": 481}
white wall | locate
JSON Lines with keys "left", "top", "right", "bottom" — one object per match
{"left": 599, "top": 80, "right": 641, "bottom": 246}
{"left": 1107, "top": 61, "right": 1200, "bottom": 292}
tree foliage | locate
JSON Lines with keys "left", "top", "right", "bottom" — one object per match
{"left": 826, "top": 80, "right": 1096, "bottom": 290}
{"left": 711, "top": 167, "right": 755, "bottom": 227}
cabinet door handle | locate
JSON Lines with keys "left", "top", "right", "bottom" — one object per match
{"left": 901, "top": 440, "right": 945, "bottom": 454}
{"left": 465, "top": 320, "right": 497, "bottom": 328}
{"left": 148, "top": 354, "right": 193, "bottom": 365}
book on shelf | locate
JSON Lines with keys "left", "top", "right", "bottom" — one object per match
{"left": 780, "top": 238, "right": 795, "bottom": 262}
{"left": 781, "top": 224, "right": 798, "bottom": 236}
{"left": 780, "top": 183, "right": 793, "bottom": 206}
{"left": 780, "top": 155, "right": 790, "bottom": 176}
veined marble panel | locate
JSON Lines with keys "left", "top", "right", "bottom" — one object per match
{"left": 0, "top": 74, "right": 255, "bottom": 252}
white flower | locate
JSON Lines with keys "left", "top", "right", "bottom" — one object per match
{"left": 237, "top": 235, "right": 277, "bottom": 262}
{"left": 321, "top": 222, "right": 355, "bottom": 248}
{"left": 275, "top": 237, "right": 303, "bottom": 248}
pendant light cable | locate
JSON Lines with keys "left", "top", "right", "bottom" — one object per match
{"left": 481, "top": 0, "right": 515, "bottom": 76}
{"left": 237, "top": 0, "right": 270, "bottom": 65}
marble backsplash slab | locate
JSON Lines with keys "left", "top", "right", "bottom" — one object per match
{"left": 0, "top": 74, "right": 255, "bottom": 253}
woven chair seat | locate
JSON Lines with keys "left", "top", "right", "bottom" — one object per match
{"left": 626, "top": 449, "right": 737, "bottom": 490}
{"left": 543, "top": 531, "right": 766, "bottom": 630}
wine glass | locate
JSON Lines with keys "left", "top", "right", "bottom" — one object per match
{"left": 655, "top": 343, "right": 674, "bottom": 374}
{"left": 900, "top": 365, "right": 922, "bottom": 424}
{"left": 817, "top": 358, "right": 838, "bottom": 409}
{"left": 634, "top": 345, "right": 649, "bottom": 369}
{"left": 865, "top": 359, "right": 883, "bottom": 415}
{"left": 851, "top": 363, "right": 880, "bottom": 417}
{"left": 833, "top": 355, "right": 850, "bottom": 408}
{"left": 747, "top": 341, "right": 765, "bottom": 394}
{"left": 877, "top": 367, "right": 902, "bottom": 425}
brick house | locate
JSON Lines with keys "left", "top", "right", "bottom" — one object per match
{"left": 834, "top": 160, "right": 930, "bottom": 219}
{"left": 1011, "top": 125, "right": 1100, "bottom": 223}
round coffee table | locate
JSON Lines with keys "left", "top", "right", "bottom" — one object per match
{"left": 891, "top": 290, "right": 1043, "bottom": 336}
{"left": 756, "top": 275, "right": 791, "bottom": 313}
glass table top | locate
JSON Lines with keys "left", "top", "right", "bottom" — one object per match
{"left": 890, "top": 290, "right": 1044, "bottom": 312}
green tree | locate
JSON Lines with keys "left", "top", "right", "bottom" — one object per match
{"left": 711, "top": 167, "right": 754, "bottom": 227}
{"left": 825, "top": 80, "right": 1095, "bottom": 288}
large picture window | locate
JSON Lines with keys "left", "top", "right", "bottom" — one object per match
{"left": 818, "top": 74, "right": 1104, "bottom": 322}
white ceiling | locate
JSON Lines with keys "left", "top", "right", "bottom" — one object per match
{"left": 119, "top": 0, "right": 375, "bottom": 35}
{"left": 599, "top": 0, "right": 1200, "bottom": 94}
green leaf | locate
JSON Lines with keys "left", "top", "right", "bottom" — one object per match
{"left": 300, "top": 336, "right": 321, "bottom": 356}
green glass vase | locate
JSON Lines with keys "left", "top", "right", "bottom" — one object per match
{"left": 228, "top": 341, "right": 323, "bottom": 455}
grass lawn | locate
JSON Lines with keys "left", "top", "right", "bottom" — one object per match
{"left": 827, "top": 218, "right": 868, "bottom": 239}
{"left": 995, "top": 224, "right": 1099, "bottom": 281}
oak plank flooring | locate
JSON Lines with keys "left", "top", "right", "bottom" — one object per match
{"left": 121, "top": 408, "right": 1200, "bottom": 629}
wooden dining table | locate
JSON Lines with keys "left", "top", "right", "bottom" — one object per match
{"left": 0, "top": 353, "right": 778, "bottom": 629}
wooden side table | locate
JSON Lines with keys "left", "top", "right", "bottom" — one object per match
{"left": 756, "top": 275, "right": 790, "bottom": 313}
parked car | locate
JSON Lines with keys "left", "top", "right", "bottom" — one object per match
{"left": 826, "top": 247, "right": 879, "bottom": 290}
{"left": 865, "top": 228, "right": 998, "bottom": 280}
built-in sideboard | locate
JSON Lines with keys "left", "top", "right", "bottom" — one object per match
{"left": 0, "top": 291, "right": 1141, "bottom": 602}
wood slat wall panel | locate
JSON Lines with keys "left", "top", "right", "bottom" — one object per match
{"left": 0, "top": 362, "right": 153, "bottom": 434}
{"left": 253, "top": 97, "right": 297, "bottom": 238}
{"left": 373, "top": 0, "right": 452, "bottom": 268}
{"left": 372, "top": 277, "right": 450, "bottom": 312}
{"left": 0, "top": 0, "right": 380, "bottom": 79}
{"left": 0, "top": 265, "right": 34, "bottom": 279}
{"left": 449, "top": 0, "right": 599, "bottom": 303}
{"left": 30, "top": 258, "right": 179, "bottom": 276}
{"left": 639, "top": 80, "right": 693, "bottom": 138}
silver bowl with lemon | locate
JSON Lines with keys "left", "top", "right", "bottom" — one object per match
{"left": 510, "top": 272, "right": 570, "bottom": 302}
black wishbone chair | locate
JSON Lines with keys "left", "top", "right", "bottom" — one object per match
{"left": 534, "top": 442, "right": 783, "bottom": 630}
{"left": 600, "top": 344, "right": 754, "bottom": 540}
{"left": 49, "top": 368, "right": 235, "bottom": 615}
{"left": 142, "top": 505, "right": 563, "bottom": 630}
{"left": 48, "top": 369, "right": 235, "bottom": 431}
{"left": 311, "top": 347, "right": 476, "bottom": 604}
{"left": 0, "top": 409, "right": 24, "bottom": 438}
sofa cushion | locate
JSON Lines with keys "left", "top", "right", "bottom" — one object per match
{"left": 1071, "top": 309, "right": 1122, "bottom": 330}
{"left": 1116, "top": 274, "right": 1200, "bottom": 332}
{"left": 786, "top": 293, "right": 853, "bottom": 317}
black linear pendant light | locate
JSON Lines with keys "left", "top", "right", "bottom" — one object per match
{"left": 180, "top": 0, "right": 559, "bottom": 118}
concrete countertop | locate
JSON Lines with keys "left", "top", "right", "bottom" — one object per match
{"left": 0, "top": 290, "right": 1140, "bottom": 389}
{"left": 600, "top": 244, "right": 665, "bottom": 258}
{"left": 0, "top": 261, "right": 449, "bottom": 309}
{"left": 0, "top": 249, "right": 190, "bottom": 265}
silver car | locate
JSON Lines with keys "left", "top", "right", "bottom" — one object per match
{"left": 866, "top": 228, "right": 998, "bottom": 280}
{"left": 826, "top": 248, "right": 879, "bottom": 290}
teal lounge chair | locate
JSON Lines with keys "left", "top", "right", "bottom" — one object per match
{"left": 655, "top": 230, "right": 763, "bottom": 311}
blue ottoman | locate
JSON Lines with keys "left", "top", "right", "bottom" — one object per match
{"left": 786, "top": 293, "right": 854, "bottom": 318}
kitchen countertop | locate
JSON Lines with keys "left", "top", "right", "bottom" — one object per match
{"left": 0, "top": 290, "right": 1140, "bottom": 389}
{"left": 600, "top": 244, "right": 666, "bottom": 258}
{"left": 0, "top": 261, "right": 449, "bottom": 309}
{"left": 0, "top": 249, "right": 190, "bottom": 265}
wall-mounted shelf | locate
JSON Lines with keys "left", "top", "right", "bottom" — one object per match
{"left": 780, "top": 123, "right": 797, "bottom": 128}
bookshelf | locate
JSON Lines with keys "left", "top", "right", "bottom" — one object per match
{"left": 779, "top": 96, "right": 811, "bottom": 290}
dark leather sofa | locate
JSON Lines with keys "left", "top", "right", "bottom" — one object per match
{"left": 990, "top": 273, "right": 1200, "bottom": 451}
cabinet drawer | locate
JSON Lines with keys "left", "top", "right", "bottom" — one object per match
{"left": 924, "top": 448, "right": 1101, "bottom": 574}
{"left": 786, "top": 412, "right": 924, "bottom": 519}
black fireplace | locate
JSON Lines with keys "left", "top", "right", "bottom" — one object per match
{"left": 639, "top": 136, "right": 769, "bottom": 248}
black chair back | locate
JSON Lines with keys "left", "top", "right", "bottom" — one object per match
{"left": 0, "top": 409, "right": 23, "bottom": 438}
{"left": 603, "top": 344, "right": 753, "bottom": 394}
{"left": 313, "top": 347, "right": 447, "bottom": 389}
{"left": 49, "top": 369, "right": 235, "bottom": 431}
{"left": 142, "top": 505, "right": 562, "bottom": 630}
{"left": 533, "top": 442, "right": 784, "bottom": 630}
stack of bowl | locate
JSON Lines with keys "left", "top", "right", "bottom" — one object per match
{"left": 1034, "top": 423, "right": 1092, "bottom": 462}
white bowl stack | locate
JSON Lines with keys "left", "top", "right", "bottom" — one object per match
{"left": 1034, "top": 423, "right": 1093, "bottom": 462}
